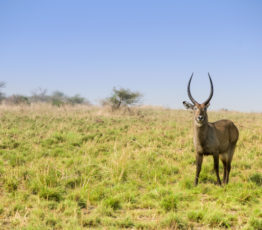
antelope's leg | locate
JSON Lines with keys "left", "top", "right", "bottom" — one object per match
{"left": 226, "top": 162, "right": 231, "bottom": 184}
{"left": 222, "top": 160, "right": 227, "bottom": 184}
{"left": 213, "top": 154, "right": 221, "bottom": 185}
{"left": 219, "top": 153, "right": 228, "bottom": 184}
{"left": 195, "top": 154, "right": 203, "bottom": 186}
{"left": 226, "top": 145, "right": 235, "bottom": 184}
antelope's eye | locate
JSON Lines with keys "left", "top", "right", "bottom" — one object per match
{"left": 193, "top": 107, "right": 198, "bottom": 110}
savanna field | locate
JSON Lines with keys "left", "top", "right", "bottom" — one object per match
{"left": 0, "top": 105, "right": 261, "bottom": 230}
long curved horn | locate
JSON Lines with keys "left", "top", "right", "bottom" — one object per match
{"left": 203, "top": 73, "right": 214, "bottom": 105}
{"left": 187, "top": 73, "right": 199, "bottom": 105}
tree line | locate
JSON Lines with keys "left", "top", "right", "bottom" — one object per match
{"left": 0, "top": 82, "right": 143, "bottom": 109}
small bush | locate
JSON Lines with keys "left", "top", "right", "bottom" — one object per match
{"left": 46, "top": 217, "right": 57, "bottom": 227}
{"left": 39, "top": 187, "right": 64, "bottom": 202}
{"left": 77, "top": 198, "right": 87, "bottom": 209}
{"left": 104, "top": 197, "right": 122, "bottom": 210}
{"left": 82, "top": 216, "right": 101, "bottom": 227}
{"left": 115, "top": 217, "right": 135, "bottom": 228}
{"left": 160, "top": 194, "right": 178, "bottom": 212}
{"left": 0, "top": 205, "right": 4, "bottom": 215}
{"left": 249, "top": 173, "right": 262, "bottom": 186}
{"left": 50, "top": 91, "right": 88, "bottom": 106}
{"left": 161, "top": 213, "right": 188, "bottom": 229}
{"left": 188, "top": 210, "right": 204, "bottom": 222}
{"left": 249, "top": 217, "right": 262, "bottom": 230}
{"left": 0, "top": 81, "right": 5, "bottom": 102}
{"left": 180, "top": 178, "right": 193, "bottom": 189}
{"left": 5, "top": 178, "right": 18, "bottom": 192}
{"left": 47, "top": 201, "right": 58, "bottom": 210}
{"left": 205, "top": 212, "right": 234, "bottom": 228}
{"left": 236, "top": 190, "right": 256, "bottom": 205}
{"left": 5, "top": 95, "right": 30, "bottom": 105}
{"left": 65, "top": 177, "right": 81, "bottom": 189}
{"left": 68, "top": 94, "right": 86, "bottom": 105}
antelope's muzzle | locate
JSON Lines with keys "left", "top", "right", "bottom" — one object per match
{"left": 197, "top": 115, "right": 204, "bottom": 122}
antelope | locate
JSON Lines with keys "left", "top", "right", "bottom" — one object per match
{"left": 183, "top": 73, "right": 239, "bottom": 185}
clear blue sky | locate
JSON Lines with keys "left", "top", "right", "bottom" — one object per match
{"left": 1, "top": 0, "right": 262, "bottom": 111}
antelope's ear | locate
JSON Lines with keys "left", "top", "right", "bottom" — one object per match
{"left": 205, "top": 103, "right": 210, "bottom": 109}
{"left": 183, "top": 101, "right": 194, "bottom": 110}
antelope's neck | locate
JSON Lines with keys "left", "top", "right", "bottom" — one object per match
{"left": 194, "top": 122, "right": 209, "bottom": 147}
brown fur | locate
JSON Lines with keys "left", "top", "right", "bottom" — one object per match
{"left": 183, "top": 74, "right": 239, "bottom": 185}
{"left": 192, "top": 103, "right": 239, "bottom": 185}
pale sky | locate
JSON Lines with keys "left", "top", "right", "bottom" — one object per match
{"left": 1, "top": 0, "right": 262, "bottom": 111}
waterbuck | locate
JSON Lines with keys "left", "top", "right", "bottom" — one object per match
{"left": 183, "top": 73, "right": 239, "bottom": 185}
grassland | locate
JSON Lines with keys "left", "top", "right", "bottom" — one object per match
{"left": 0, "top": 105, "right": 261, "bottom": 229}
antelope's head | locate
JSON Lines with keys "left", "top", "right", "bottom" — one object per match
{"left": 183, "top": 73, "right": 214, "bottom": 127}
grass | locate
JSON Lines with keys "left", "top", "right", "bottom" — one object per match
{"left": 0, "top": 104, "right": 261, "bottom": 229}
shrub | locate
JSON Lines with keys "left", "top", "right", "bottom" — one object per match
{"left": 0, "top": 81, "right": 5, "bottom": 102}
{"left": 39, "top": 187, "right": 64, "bottom": 202}
{"left": 5, "top": 95, "right": 30, "bottom": 105}
{"left": 249, "top": 173, "right": 262, "bottom": 186}
{"left": 50, "top": 91, "right": 66, "bottom": 106}
{"left": 160, "top": 194, "right": 178, "bottom": 212}
{"left": 67, "top": 94, "right": 86, "bottom": 105}
{"left": 161, "top": 213, "right": 188, "bottom": 229}
{"left": 104, "top": 197, "right": 122, "bottom": 210}
{"left": 249, "top": 217, "right": 262, "bottom": 230}
{"left": 104, "top": 87, "right": 142, "bottom": 110}
{"left": 30, "top": 88, "right": 49, "bottom": 102}
{"left": 82, "top": 216, "right": 101, "bottom": 227}
{"left": 188, "top": 210, "right": 204, "bottom": 222}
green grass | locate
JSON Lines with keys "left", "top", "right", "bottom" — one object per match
{"left": 0, "top": 105, "right": 261, "bottom": 229}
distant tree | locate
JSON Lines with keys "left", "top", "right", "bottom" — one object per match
{"left": 50, "top": 91, "right": 88, "bottom": 106}
{"left": 68, "top": 94, "right": 86, "bottom": 105}
{"left": 50, "top": 91, "right": 67, "bottom": 106}
{"left": 0, "top": 81, "right": 6, "bottom": 102}
{"left": 31, "top": 88, "right": 49, "bottom": 102}
{"left": 106, "top": 87, "right": 143, "bottom": 110}
{"left": 6, "top": 95, "right": 30, "bottom": 105}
